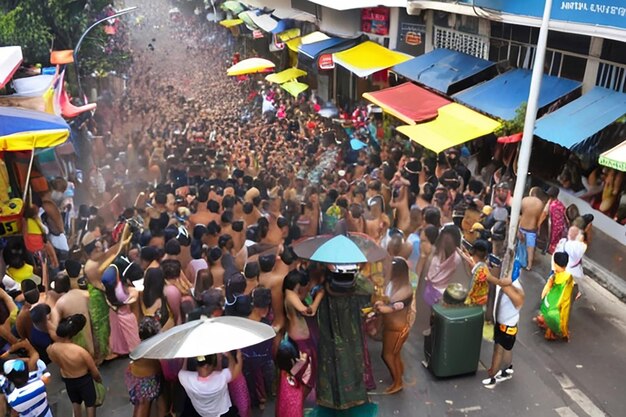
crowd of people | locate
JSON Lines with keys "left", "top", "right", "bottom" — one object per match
{"left": 0, "top": 1, "right": 593, "bottom": 416}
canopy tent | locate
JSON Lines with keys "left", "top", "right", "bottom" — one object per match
{"left": 333, "top": 41, "right": 412, "bottom": 78}
{"left": 237, "top": 11, "right": 259, "bottom": 30}
{"left": 391, "top": 48, "right": 496, "bottom": 95}
{"left": 240, "top": 11, "right": 279, "bottom": 32}
{"left": 221, "top": 1, "right": 246, "bottom": 14}
{"left": 0, "top": 46, "right": 23, "bottom": 89}
{"left": 599, "top": 141, "right": 626, "bottom": 172}
{"left": 534, "top": 87, "right": 626, "bottom": 149}
{"left": 281, "top": 81, "right": 309, "bottom": 97}
{"left": 454, "top": 69, "right": 582, "bottom": 120}
{"left": 272, "top": 8, "right": 316, "bottom": 23}
{"left": 265, "top": 68, "right": 307, "bottom": 84}
{"left": 397, "top": 103, "right": 500, "bottom": 154}
{"left": 297, "top": 36, "right": 364, "bottom": 74}
{"left": 362, "top": 82, "right": 450, "bottom": 125}
{"left": 0, "top": 107, "right": 70, "bottom": 151}
{"left": 227, "top": 58, "right": 275, "bottom": 76}
{"left": 305, "top": 0, "right": 406, "bottom": 9}
{"left": 219, "top": 19, "right": 244, "bottom": 28}
{"left": 285, "top": 31, "right": 330, "bottom": 52}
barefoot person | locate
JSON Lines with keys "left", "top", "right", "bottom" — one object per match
{"left": 518, "top": 187, "right": 544, "bottom": 270}
{"left": 47, "top": 315, "right": 103, "bottom": 417}
{"left": 374, "top": 257, "right": 413, "bottom": 394}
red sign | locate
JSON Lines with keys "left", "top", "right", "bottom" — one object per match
{"left": 361, "top": 7, "right": 390, "bottom": 36}
{"left": 252, "top": 30, "right": 264, "bottom": 39}
{"left": 405, "top": 31, "right": 422, "bottom": 46}
{"left": 318, "top": 54, "right": 335, "bottom": 70}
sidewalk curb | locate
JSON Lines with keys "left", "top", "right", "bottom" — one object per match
{"left": 583, "top": 258, "right": 626, "bottom": 303}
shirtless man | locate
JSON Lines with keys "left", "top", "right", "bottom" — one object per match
{"left": 389, "top": 174, "right": 411, "bottom": 235}
{"left": 49, "top": 274, "right": 95, "bottom": 358}
{"left": 519, "top": 187, "right": 545, "bottom": 270}
{"left": 188, "top": 187, "right": 218, "bottom": 228}
{"left": 257, "top": 254, "right": 286, "bottom": 334}
{"left": 208, "top": 247, "right": 225, "bottom": 289}
{"left": 47, "top": 315, "right": 102, "bottom": 417}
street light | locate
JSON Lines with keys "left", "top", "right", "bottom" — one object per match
{"left": 504, "top": 0, "right": 553, "bottom": 274}
{"left": 73, "top": 6, "right": 138, "bottom": 99}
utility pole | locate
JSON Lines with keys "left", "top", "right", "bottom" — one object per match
{"left": 504, "top": 0, "right": 553, "bottom": 272}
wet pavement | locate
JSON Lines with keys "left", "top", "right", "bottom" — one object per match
{"left": 44, "top": 250, "right": 626, "bottom": 417}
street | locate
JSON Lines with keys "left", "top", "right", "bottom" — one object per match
{"left": 43, "top": 251, "right": 626, "bottom": 417}
{"left": 4, "top": 1, "right": 625, "bottom": 416}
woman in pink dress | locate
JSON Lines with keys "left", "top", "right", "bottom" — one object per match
{"left": 275, "top": 338, "right": 312, "bottom": 417}
{"left": 101, "top": 264, "right": 140, "bottom": 355}
{"left": 541, "top": 187, "right": 568, "bottom": 254}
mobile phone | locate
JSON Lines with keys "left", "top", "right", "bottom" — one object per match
{"left": 300, "top": 203, "right": 306, "bottom": 215}
{"left": 488, "top": 253, "right": 502, "bottom": 268}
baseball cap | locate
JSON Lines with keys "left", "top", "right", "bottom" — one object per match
{"left": 3, "top": 359, "right": 26, "bottom": 375}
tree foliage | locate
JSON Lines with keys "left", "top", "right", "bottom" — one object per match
{"left": 0, "top": 0, "right": 131, "bottom": 76}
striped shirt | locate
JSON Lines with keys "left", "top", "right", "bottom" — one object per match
{"left": 7, "top": 378, "right": 52, "bottom": 417}
{"left": 0, "top": 360, "right": 47, "bottom": 396}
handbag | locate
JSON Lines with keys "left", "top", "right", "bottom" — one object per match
{"left": 94, "top": 380, "right": 106, "bottom": 407}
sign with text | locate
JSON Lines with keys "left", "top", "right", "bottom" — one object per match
{"left": 474, "top": 0, "right": 626, "bottom": 30}
{"left": 396, "top": 9, "right": 426, "bottom": 56}
{"left": 318, "top": 54, "right": 335, "bottom": 70}
{"left": 361, "top": 7, "right": 390, "bottom": 36}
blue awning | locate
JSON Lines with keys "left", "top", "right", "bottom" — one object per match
{"left": 534, "top": 87, "right": 626, "bottom": 149}
{"left": 299, "top": 37, "right": 347, "bottom": 59}
{"left": 454, "top": 69, "right": 582, "bottom": 120}
{"left": 391, "top": 48, "right": 496, "bottom": 95}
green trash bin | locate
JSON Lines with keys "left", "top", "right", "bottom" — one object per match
{"left": 425, "top": 303, "right": 484, "bottom": 377}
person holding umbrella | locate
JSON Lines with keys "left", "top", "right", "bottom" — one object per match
{"left": 178, "top": 351, "right": 242, "bottom": 417}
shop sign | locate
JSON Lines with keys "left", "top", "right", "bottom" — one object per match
{"left": 270, "top": 33, "right": 285, "bottom": 52}
{"left": 361, "top": 7, "right": 390, "bottom": 36}
{"left": 318, "top": 54, "right": 335, "bottom": 70}
{"left": 474, "top": 0, "right": 626, "bottom": 30}
{"left": 252, "top": 30, "right": 264, "bottom": 39}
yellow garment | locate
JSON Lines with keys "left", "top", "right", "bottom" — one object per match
{"left": 7, "top": 263, "right": 34, "bottom": 284}
{"left": 26, "top": 218, "right": 44, "bottom": 235}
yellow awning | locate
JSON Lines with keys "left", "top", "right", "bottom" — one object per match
{"left": 397, "top": 103, "right": 501, "bottom": 154}
{"left": 265, "top": 68, "right": 307, "bottom": 84}
{"left": 333, "top": 41, "right": 412, "bottom": 78}
{"left": 219, "top": 19, "right": 244, "bottom": 28}
{"left": 285, "top": 31, "right": 330, "bottom": 52}
{"left": 277, "top": 28, "right": 301, "bottom": 42}
{"left": 281, "top": 81, "right": 309, "bottom": 97}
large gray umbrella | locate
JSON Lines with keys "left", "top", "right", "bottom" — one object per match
{"left": 130, "top": 316, "right": 275, "bottom": 360}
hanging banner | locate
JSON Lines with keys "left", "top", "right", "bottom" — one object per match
{"left": 318, "top": 54, "right": 335, "bottom": 70}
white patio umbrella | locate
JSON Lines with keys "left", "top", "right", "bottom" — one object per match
{"left": 130, "top": 316, "right": 275, "bottom": 359}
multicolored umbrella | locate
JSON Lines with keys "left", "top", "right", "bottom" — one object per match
{"left": 227, "top": 58, "right": 275, "bottom": 76}
{"left": 293, "top": 233, "right": 387, "bottom": 264}
{"left": 0, "top": 107, "right": 70, "bottom": 151}
{"left": 130, "top": 316, "right": 275, "bottom": 359}
{"left": 281, "top": 80, "right": 308, "bottom": 98}
{"left": 599, "top": 140, "right": 626, "bottom": 172}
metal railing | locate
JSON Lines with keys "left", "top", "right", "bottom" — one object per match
{"left": 433, "top": 25, "right": 490, "bottom": 59}
{"left": 596, "top": 61, "right": 626, "bottom": 93}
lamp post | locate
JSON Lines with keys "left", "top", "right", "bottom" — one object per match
{"left": 504, "top": 0, "right": 553, "bottom": 273}
{"left": 73, "top": 6, "right": 138, "bottom": 99}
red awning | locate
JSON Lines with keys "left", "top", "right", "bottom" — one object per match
{"left": 362, "top": 82, "right": 451, "bottom": 125}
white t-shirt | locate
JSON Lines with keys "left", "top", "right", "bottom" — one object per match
{"left": 179, "top": 368, "right": 232, "bottom": 417}
{"left": 555, "top": 238, "right": 586, "bottom": 279}
{"left": 494, "top": 280, "right": 523, "bottom": 327}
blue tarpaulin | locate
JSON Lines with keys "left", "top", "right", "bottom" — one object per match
{"left": 298, "top": 37, "right": 346, "bottom": 59}
{"left": 534, "top": 87, "right": 626, "bottom": 149}
{"left": 391, "top": 48, "right": 496, "bottom": 94}
{"left": 454, "top": 69, "right": 581, "bottom": 120}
